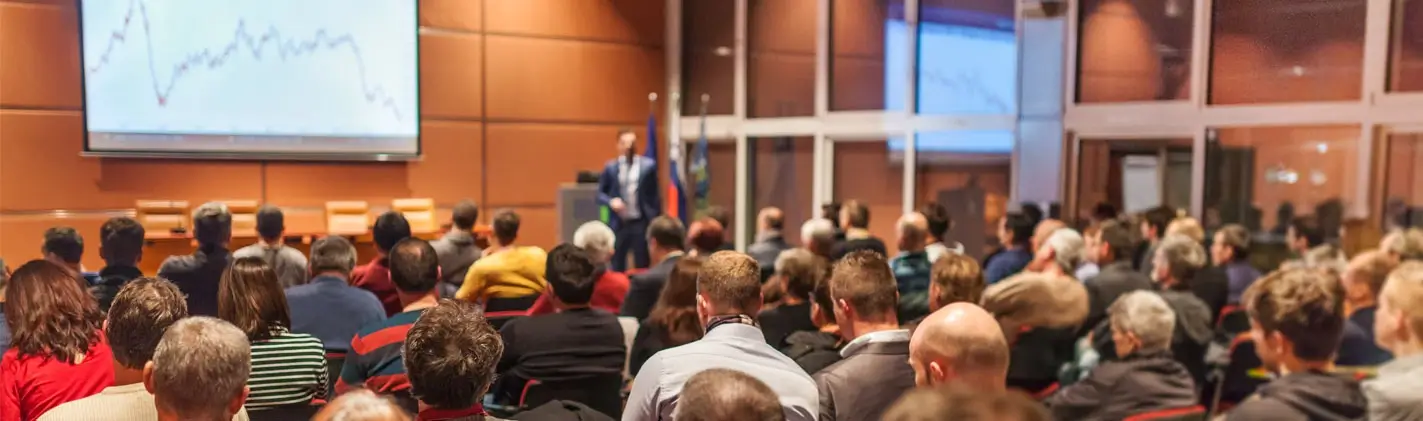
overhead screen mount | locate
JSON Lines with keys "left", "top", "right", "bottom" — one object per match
{"left": 77, "top": 0, "right": 421, "bottom": 161}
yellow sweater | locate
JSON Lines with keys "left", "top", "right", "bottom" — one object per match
{"left": 457, "top": 246, "right": 548, "bottom": 303}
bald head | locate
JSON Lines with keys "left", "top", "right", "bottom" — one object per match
{"left": 898, "top": 213, "right": 929, "bottom": 252}
{"left": 1031, "top": 219, "right": 1066, "bottom": 252}
{"left": 909, "top": 303, "right": 1009, "bottom": 389}
{"left": 759, "top": 207, "right": 784, "bottom": 232}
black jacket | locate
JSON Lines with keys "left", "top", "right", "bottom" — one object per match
{"left": 92, "top": 265, "right": 144, "bottom": 312}
{"left": 1225, "top": 371, "right": 1367, "bottom": 421}
{"left": 813, "top": 338, "right": 915, "bottom": 421}
{"left": 759, "top": 302, "right": 816, "bottom": 350}
{"left": 1091, "top": 290, "right": 1213, "bottom": 387}
{"left": 1009, "top": 327, "right": 1080, "bottom": 393}
{"left": 1047, "top": 351, "right": 1198, "bottom": 421}
{"left": 783, "top": 330, "right": 842, "bottom": 375}
{"left": 830, "top": 237, "right": 888, "bottom": 261}
{"left": 156, "top": 247, "right": 231, "bottom": 317}
{"left": 619, "top": 255, "right": 682, "bottom": 320}
{"left": 1081, "top": 262, "right": 1154, "bottom": 336}
{"left": 1190, "top": 267, "right": 1231, "bottom": 325}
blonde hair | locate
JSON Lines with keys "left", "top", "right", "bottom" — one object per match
{"left": 1166, "top": 217, "right": 1205, "bottom": 243}
{"left": 1382, "top": 262, "right": 1423, "bottom": 340}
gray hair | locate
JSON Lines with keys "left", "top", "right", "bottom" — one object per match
{"left": 1044, "top": 228, "right": 1085, "bottom": 273}
{"left": 150, "top": 317, "right": 251, "bottom": 419}
{"left": 1108, "top": 291, "right": 1176, "bottom": 353}
{"left": 316, "top": 389, "right": 412, "bottom": 421}
{"left": 801, "top": 218, "right": 836, "bottom": 246}
{"left": 1156, "top": 234, "right": 1206, "bottom": 284}
{"left": 192, "top": 201, "right": 232, "bottom": 247}
{"left": 309, "top": 236, "right": 358, "bottom": 276}
{"left": 573, "top": 221, "right": 616, "bottom": 261}
{"left": 1384, "top": 228, "right": 1423, "bottom": 262}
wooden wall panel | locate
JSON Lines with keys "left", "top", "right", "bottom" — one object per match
{"left": 408, "top": 121, "right": 484, "bottom": 204}
{"left": 419, "top": 0, "right": 482, "bottom": 32}
{"left": 484, "top": 36, "right": 662, "bottom": 123}
{"left": 833, "top": 142, "right": 903, "bottom": 254}
{"left": 748, "top": 54, "right": 816, "bottom": 117}
{"left": 484, "top": 123, "right": 623, "bottom": 206}
{"left": 0, "top": 214, "right": 109, "bottom": 273}
{"left": 263, "top": 162, "right": 413, "bottom": 207}
{"left": 496, "top": 206, "right": 559, "bottom": 250}
{"left": 0, "top": 2, "right": 80, "bottom": 108}
{"left": 420, "top": 33, "right": 484, "bottom": 119}
{"left": 484, "top": 0, "right": 664, "bottom": 46}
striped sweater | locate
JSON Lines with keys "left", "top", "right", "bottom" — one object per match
{"left": 247, "top": 330, "right": 327, "bottom": 410}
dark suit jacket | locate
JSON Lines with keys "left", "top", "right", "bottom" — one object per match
{"left": 620, "top": 254, "right": 682, "bottom": 320}
{"left": 1081, "top": 261, "right": 1155, "bottom": 336}
{"left": 597, "top": 156, "right": 661, "bottom": 229}
{"left": 814, "top": 339, "right": 915, "bottom": 421}
{"left": 157, "top": 247, "right": 231, "bottom": 317}
{"left": 1190, "top": 267, "right": 1230, "bottom": 326}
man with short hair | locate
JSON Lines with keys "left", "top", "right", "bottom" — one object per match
{"left": 816, "top": 251, "right": 915, "bottom": 421}
{"left": 1029, "top": 219, "right": 1067, "bottom": 254}
{"left": 233, "top": 205, "right": 308, "bottom": 289}
{"left": 1211, "top": 224, "right": 1261, "bottom": 304}
{"left": 1381, "top": 228, "right": 1423, "bottom": 263}
{"left": 677, "top": 369, "right": 786, "bottom": 421}
{"left": 339, "top": 238, "right": 443, "bottom": 411}
{"left": 1079, "top": 220, "right": 1153, "bottom": 334}
{"left": 982, "top": 272, "right": 1088, "bottom": 393}
{"left": 748, "top": 207, "right": 792, "bottom": 277}
{"left": 1286, "top": 215, "right": 1327, "bottom": 258}
{"left": 800, "top": 218, "right": 837, "bottom": 259}
{"left": 158, "top": 201, "right": 233, "bottom": 317}
{"left": 908, "top": 303, "right": 1010, "bottom": 389}
{"left": 1228, "top": 268, "right": 1368, "bottom": 421}
{"left": 920, "top": 202, "right": 964, "bottom": 263}
{"left": 1134, "top": 206, "right": 1176, "bottom": 275}
{"left": 625, "top": 252, "right": 818, "bottom": 421}
{"left": 1134, "top": 234, "right": 1213, "bottom": 384}
{"left": 528, "top": 221, "right": 631, "bottom": 315}
{"left": 620, "top": 216, "right": 687, "bottom": 320}
{"left": 783, "top": 262, "right": 843, "bottom": 374}
{"left": 758, "top": 249, "right": 825, "bottom": 349}
{"left": 830, "top": 200, "right": 887, "bottom": 261}
{"left": 350, "top": 211, "right": 413, "bottom": 316}
{"left": 431, "top": 200, "right": 484, "bottom": 297}
{"left": 928, "top": 254, "right": 985, "bottom": 313}
{"left": 285, "top": 236, "right": 387, "bottom": 353}
{"left": 1367, "top": 262, "right": 1423, "bottom": 421}
{"left": 598, "top": 128, "right": 661, "bottom": 272}
{"left": 93, "top": 217, "right": 147, "bottom": 311}
{"left": 985, "top": 213, "right": 1035, "bottom": 284}
{"left": 43, "top": 226, "right": 100, "bottom": 284}
{"left": 883, "top": 385, "right": 1049, "bottom": 421}
{"left": 892, "top": 213, "right": 934, "bottom": 323}
{"left": 144, "top": 317, "right": 252, "bottom": 421}
{"left": 1336, "top": 251, "right": 1396, "bottom": 365}
{"left": 1029, "top": 227, "right": 1084, "bottom": 280}
{"left": 458, "top": 210, "right": 547, "bottom": 312}
{"left": 403, "top": 300, "right": 508, "bottom": 421}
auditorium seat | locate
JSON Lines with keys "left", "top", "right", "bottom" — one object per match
{"left": 222, "top": 200, "right": 260, "bottom": 236}
{"left": 392, "top": 198, "right": 437, "bottom": 233}
{"left": 618, "top": 317, "right": 639, "bottom": 378}
{"left": 136, "top": 200, "right": 191, "bottom": 234}
{"left": 325, "top": 201, "right": 370, "bottom": 236}
{"left": 1124, "top": 405, "right": 1206, "bottom": 421}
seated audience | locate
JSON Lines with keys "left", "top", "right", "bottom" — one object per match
{"left": 927, "top": 254, "right": 986, "bottom": 314}
{"left": 688, "top": 217, "right": 726, "bottom": 258}
{"left": 232, "top": 205, "right": 307, "bottom": 289}
{"left": 1163, "top": 219, "right": 1230, "bottom": 323}
{"left": 41, "top": 226, "right": 99, "bottom": 284}
{"left": 402, "top": 300, "right": 508, "bottom": 421}
{"left": 158, "top": 201, "right": 233, "bottom": 317}
{"left": 284, "top": 236, "right": 387, "bottom": 353}
{"left": 758, "top": 249, "right": 825, "bottom": 349}
{"left": 458, "top": 210, "right": 547, "bottom": 312}
{"left": 93, "top": 217, "right": 147, "bottom": 311}
{"left": 1165, "top": 217, "right": 1205, "bottom": 244}
{"left": 338, "top": 238, "right": 442, "bottom": 409}
{"left": 1367, "top": 262, "right": 1423, "bottom": 421}
{"left": 630, "top": 258, "right": 704, "bottom": 376}
{"left": 431, "top": 200, "right": 484, "bottom": 298}
{"left": 1, "top": 260, "right": 112, "bottom": 421}
{"left": 1079, "top": 220, "right": 1153, "bottom": 333}
{"left": 830, "top": 200, "right": 887, "bottom": 260}
{"left": 1046, "top": 291, "right": 1196, "bottom": 421}
{"left": 312, "top": 390, "right": 410, "bottom": 421}
{"left": 907, "top": 303, "right": 1010, "bottom": 389}
{"left": 748, "top": 207, "right": 793, "bottom": 278}
{"left": 702, "top": 206, "right": 736, "bottom": 252}
{"left": 217, "top": 257, "right": 326, "bottom": 409}
{"left": 883, "top": 385, "right": 1049, "bottom": 421}
{"left": 985, "top": 212, "right": 1034, "bottom": 284}
{"left": 0, "top": 260, "right": 8, "bottom": 350}
{"left": 892, "top": 212, "right": 934, "bottom": 322}
{"left": 1030, "top": 227, "right": 1084, "bottom": 280}
{"left": 350, "top": 211, "right": 413, "bottom": 316}
{"left": 920, "top": 202, "right": 965, "bottom": 262}
{"left": 494, "top": 244, "right": 625, "bottom": 416}
{"left": 1134, "top": 206, "right": 1176, "bottom": 276}
{"left": 1028, "top": 219, "right": 1066, "bottom": 254}
{"left": 1211, "top": 224, "right": 1261, "bottom": 304}
{"left": 527, "top": 221, "right": 630, "bottom": 315}
{"left": 1336, "top": 251, "right": 1396, "bottom": 365}
{"left": 146, "top": 317, "right": 253, "bottom": 421}
{"left": 1136, "top": 234, "right": 1213, "bottom": 383}
{"left": 1382, "top": 228, "right": 1423, "bottom": 263}
{"left": 676, "top": 369, "right": 786, "bottom": 421}
{"left": 821, "top": 202, "right": 845, "bottom": 241}
{"left": 800, "top": 218, "right": 838, "bottom": 260}
{"left": 620, "top": 216, "right": 687, "bottom": 320}
{"left": 982, "top": 272, "right": 1088, "bottom": 392}
{"left": 625, "top": 252, "right": 818, "bottom": 421}
{"left": 816, "top": 251, "right": 915, "bottom": 421}
{"left": 1228, "top": 268, "right": 1367, "bottom": 421}
{"left": 782, "top": 263, "right": 843, "bottom": 375}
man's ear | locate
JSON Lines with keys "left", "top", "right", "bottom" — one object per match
{"left": 227, "top": 386, "right": 249, "bottom": 416}
{"left": 143, "top": 362, "right": 157, "bottom": 395}
{"left": 928, "top": 361, "right": 947, "bottom": 384}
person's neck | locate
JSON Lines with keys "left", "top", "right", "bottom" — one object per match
{"left": 103, "top": 261, "right": 138, "bottom": 270}
{"left": 845, "top": 228, "right": 871, "bottom": 239}
{"left": 158, "top": 409, "right": 227, "bottom": 421}
{"left": 652, "top": 247, "right": 684, "bottom": 264}
{"left": 781, "top": 296, "right": 805, "bottom": 306}
{"left": 900, "top": 244, "right": 926, "bottom": 253}
{"left": 258, "top": 237, "right": 283, "bottom": 247}
{"left": 849, "top": 318, "right": 901, "bottom": 340}
{"left": 1279, "top": 357, "right": 1333, "bottom": 375}
{"left": 1346, "top": 296, "right": 1376, "bottom": 316}
{"left": 111, "top": 362, "right": 144, "bottom": 386}
{"left": 399, "top": 291, "right": 440, "bottom": 312}
{"left": 314, "top": 271, "right": 348, "bottom": 281}
{"left": 1387, "top": 338, "right": 1423, "bottom": 357}
{"left": 819, "top": 323, "right": 841, "bottom": 335}
{"left": 1041, "top": 264, "right": 1070, "bottom": 279}
{"left": 556, "top": 303, "right": 592, "bottom": 312}
{"left": 1159, "top": 277, "right": 1181, "bottom": 290}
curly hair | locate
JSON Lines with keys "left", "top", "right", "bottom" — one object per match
{"left": 1243, "top": 268, "right": 1346, "bottom": 361}
{"left": 403, "top": 300, "right": 504, "bottom": 409}
{"left": 4, "top": 260, "right": 104, "bottom": 363}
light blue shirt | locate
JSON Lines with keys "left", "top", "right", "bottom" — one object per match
{"left": 1075, "top": 262, "right": 1100, "bottom": 282}
{"left": 618, "top": 156, "right": 646, "bottom": 220}
{"left": 623, "top": 323, "right": 818, "bottom": 421}
{"left": 840, "top": 329, "right": 911, "bottom": 358}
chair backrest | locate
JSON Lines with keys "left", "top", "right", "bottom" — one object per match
{"left": 520, "top": 374, "right": 624, "bottom": 418}
{"left": 1219, "top": 333, "right": 1269, "bottom": 406}
{"left": 392, "top": 198, "right": 436, "bottom": 233}
{"left": 1124, "top": 405, "right": 1207, "bottom": 421}
{"left": 324, "top": 352, "right": 346, "bottom": 400}
{"left": 223, "top": 200, "right": 260, "bottom": 236}
{"left": 1217, "top": 305, "right": 1250, "bottom": 336}
{"left": 325, "top": 201, "right": 370, "bottom": 235}
{"left": 617, "top": 317, "right": 639, "bottom": 378}
{"left": 136, "top": 200, "right": 191, "bottom": 233}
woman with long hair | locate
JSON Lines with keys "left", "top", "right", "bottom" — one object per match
{"left": 1, "top": 260, "right": 112, "bottom": 420}
{"left": 629, "top": 258, "right": 704, "bottom": 375}
{"left": 218, "top": 257, "right": 327, "bottom": 410}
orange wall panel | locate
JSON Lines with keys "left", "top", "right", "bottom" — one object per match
{"left": 496, "top": 205, "right": 560, "bottom": 250}
{"left": 833, "top": 142, "right": 905, "bottom": 255}
{"left": 484, "top": 0, "right": 664, "bottom": 46}
{"left": 0, "top": 214, "right": 109, "bottom": 273}
{"left": 484, "top": 123, "right": 624, "bottom": 206}
{"left": 0, "top": 2, "right": 81, "bottom": 109}
{"left": 484, "top": 36, "right": 662, "bottom": 123}
{"left": 419, "top": 0, "right": 482, "bottom": 32}
{"left": 420, "top": 33, "right": 484, "bottom": 119}
{"left": 262, "top": 161, "right": 413, "bottom": 207}
{"left": 408, "top": 121, "right": 484, "bottom": 204}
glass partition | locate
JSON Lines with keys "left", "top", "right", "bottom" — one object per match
{"left": 1209, "top": 0, "right": 1367, "bottom": 104}
{"left": 1389, "top": 0, "right": 1423, "bottom": 92}
{"left": 1076, "top": 0, "right": 1195, "bottom": 102}
{"left": 749, "top": 136, "right": 816, "bottom": 246}
{"left": 682, "top": 0, "right": 737, "bottom": 115}
{"left": 911, "top": 131, "right": 1013, "bottom": 258}
{"left": 831, "top": 140, "right": 904, "bottom": 254}
{"left": 748, "top": 0, "right": 818, "bottom": 117}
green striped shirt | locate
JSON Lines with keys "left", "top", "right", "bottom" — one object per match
{"left": 247, "top": 330, "right": 327, "bottom": 410}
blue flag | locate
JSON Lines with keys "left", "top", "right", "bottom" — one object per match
{"left": 690, "top": 111, "right": 710, "bottom": 215}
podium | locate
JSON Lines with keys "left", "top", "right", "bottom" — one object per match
{"left": 557, "top": 183, "right": 603, "bottom": 244}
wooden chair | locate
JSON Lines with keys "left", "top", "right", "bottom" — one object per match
{"left": 392, "top": 198, "right": 437, "bottom": 233}
{"left": 135, "top": 200, "right": 191, "bottom": 234}
{"left": 325, "top": 201, "right": 370, "bottom": 236}
{"left": 222, "top": 200, "right": 261, "bottom": 236}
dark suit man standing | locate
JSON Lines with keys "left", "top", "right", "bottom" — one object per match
{"left": 620, "top": 216, "right": 686, "bottom": 320}
{"left": 598, "top": 128, "right": 662, "bottom": 272}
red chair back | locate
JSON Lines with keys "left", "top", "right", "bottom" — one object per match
{"left": 1124, "top": 405, "right": 1207, "bottom": 421}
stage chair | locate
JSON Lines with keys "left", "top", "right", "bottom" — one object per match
{"left": 392, "top": 198, "right": 437, "bottom": 233}
{"left": 135, "top": 200, "right": 191, "bottom": 234}
{"left": 222, "top": 200, "right": 260, "bottom": 236}
{"left": 325, "top": 201, "right": 370, "bottom": 236}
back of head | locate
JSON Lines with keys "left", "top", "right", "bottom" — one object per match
{"left": 403, "top": 300, "right": 504, "bottom": 410}
{"left": 150, "top": 317, "right": 251, "bottom": 419}
{"left": 920, "top": 202, "right": 953, "bottom": 242}
{"left": 1020, "top": 203, "right": 1044, "bottom": 227}
{"left": 1165, "top": 217, "right": 1205, "bottom": 243}
{"left": 676, "top": 368, "right": 785, "bottom": 421}
{"left": 100, "top": 217, "right": 146, "bottom": 265}
{"left": 1385, "top": 228, "right": 1423, "bottom": 262}
{"left": 193, "top": 201, "right": 233, "bottom": 248}
{"left": 703, "top": 206, "right": 731, "bottom": 231}
{"left": 775, "top": 248, "right": 825, "bottom": 301}
{"left": 217, "top": 257, "right": 291, "bottom": 341}
{"left": 911, "top": 303, "right": 1009, "bottom": 385}
{"left": 388, "top": 238, "right": 439, "bottom": 294}
{"left": 573, "top": 221, "right": 616, "bottom": 262}
{"left": 1216, "top": 224, "right": 1252, "bottom": 261}
{"left": 1381, "top": 262, "right": 1423, "bottom": 345}
{"left": 800, "top": 218, "right": 836, "bottom": 253}
{"left": 1003, "top": 213, "right": 1034, "bottom": 247}
{"left": 821, "top": 202, "right": 842, "bottom": 221}
{"left": 1096, "top": 220, "right": 1136, "bottom": 263}
{"left": 372, "top": 211, "right": 413, "bottom": 253}
{"left": 1092, "top": 202, "right": 1119, "bottom": 222}
{"left": 1291, "top": 215, "right": 1325, "bottom": 248}
{"left": 651, "top": 257, "right": 706, "bottom": 346}
{"left": 451, "top": 200, "right": 479, "bottom": 230}
{"left": 931, "top": 254, "right": 986, "bottom": 306}
{"left": 309, "top": 236, "right": 359, "bottom": 277}
{"left": 898, "top": 213, "right": 929, "bottom": 250}
{"left": 1042, "top": 228, "right": 1084, "bottom": 272}
{"left": 1156, "top": 234, "right": 1207, "bottom": 287}
{"left": 689, "top": 218, "right": 726, "bottom": 253}
{"left": 1346, "top": 250, "right": 1396, "bottom": 297}
{"left": 492, "top": 209, "right": 521, "bottom": 244}
{"left": 314, "top": 389, "right": 412, "bottom": 421}
{"left": 829, "top": 250, "right": 899, "bottom": 323}
{"left": 981, "top": 272, "right": 1088, "bottom": 335}
{"left": 254, "top": 205, "right": 285, "bottom": 240}
{"left": 42, "top": 226, "right": 85, "bottom": 264}
{"left": 648, "top": 216, "right": 688, "bottom": 251}
{"left": 698, "top": 252, "right": 762, "bottom": 315}
{"left": 545, "top": 244, "right": 598, "bottom": 305}
{"left": 1142, "top": 206, "right": 1176, "bottom": 237}
{"left": 759, "top": 207, "right": 785, "bottom": 231}
{"left": 109, "top": 278, "right": 188, "bottom": 370}
{"left": 1108, "top": 291, "right": 1176, "bottom": 354}
{"left": 1243, "top": 268, "right": 1346, "bottom": 362}
{"left": 4, "top": 260, "right": 103, "bottom": 362}
{"left": 883, "top": 385, "right": 1048, "bottom": 421}
{"left": 842, "top": 200, "right": 871, "bottom": 229}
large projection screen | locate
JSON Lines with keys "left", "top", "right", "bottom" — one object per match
{"left": 79, "top": 0, "right": 420, "bottom": 160}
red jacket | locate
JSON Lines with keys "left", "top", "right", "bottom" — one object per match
{"left": 350, "top": 257, "right": 403, "bottom": 317}
{"left": 1, "top": 332, "right": 114, "bottom": 421}
{"left": 526, "top": 269, "right": 630, "bottom": 316}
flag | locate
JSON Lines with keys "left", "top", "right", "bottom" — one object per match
{"left": 689, "top": 109, "right": 710, "bottom": 217}
{"left": 667, "top": 116, "right": 688, "bottom": 225}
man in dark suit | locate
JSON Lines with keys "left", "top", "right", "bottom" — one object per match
{"left": 157, "top": 201, "right": 233, "bottom": 317}
{"left": 619, "top": 216, "right": 686, "bottom": 320}
{"left": 1080, "top": 220, "right": 1154, "bottom": 334}
{"left": 598, "top": 128, "right": 662, "bottom": 272}
{"left": 816, "top": 251, "right": 914, "bottom": 421}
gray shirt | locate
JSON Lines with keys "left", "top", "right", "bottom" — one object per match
{"left": 623, "top": 323, "right": 818, "bottom": 421}
{"left": 1365, "top": 353, "right": 1423, "bottom": 421}
{"left": 234, "top": 243, "right": 309, "bottom": 289}
{"left": 430, "top": 230, "right": 483, "bottom": 286}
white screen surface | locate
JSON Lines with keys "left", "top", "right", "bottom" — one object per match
{"left": 81, "top": 0, "right": 420, "bottom": 158}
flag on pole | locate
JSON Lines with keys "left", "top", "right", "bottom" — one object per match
{"left": 667, "top": 119, "right": 688, "bottom": 225}
{"left": 689, "top": 106, "right": 710, "bottom": 217}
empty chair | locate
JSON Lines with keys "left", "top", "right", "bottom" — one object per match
{"left": 392, "top": 198, "right": 437, "bottom": 233}
{"left": 136, "top": 200, "right": 191, "bottom": 233}
{"left": 223, "top": 200, "right": 261, "bottom": 236}
{"left": 325, "top": 201, "right": 370, "bottom": 235}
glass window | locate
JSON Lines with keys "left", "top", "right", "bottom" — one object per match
{"left": 748, "top": 0, "right": 817, "bottom": 118}
{"left": 682, "top": 0, "right": 736, "bottom": 115}
{"left": 831, "top": 0, "right": 904, "bottom": 111}
{"left": 909, "top": 131, "right": 1013, "bottom": 258}
{"left": 831, "top": 140, "right": 904, "bottom": 254}
{"left": 1071, "top": 138, "right": 1194, "bottom": 224}
{"left": 749, "top": 136, "right": 815, "bottom": 246}
{"left": 1209, "top": 0, "right": 1366, "bottom": 104}
{"left": 1389, "top": 0, "right": 1423, "bottom": 92}
{"left": 1383, "top": 132, "right": 1423, "bottom": 230}
{"left": 915, "top": 0, "right": 1017, "bottom": 114}
{"left": 1204, "top": 125, "right": 1360, "bottom": 239}
{"left": 689, "top": 141, "right": 740, "bottom": 243}
{"left": 1076, "top": 0, "right": 1195, "bottom": 103}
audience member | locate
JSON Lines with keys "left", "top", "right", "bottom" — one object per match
{"left": 830, "top": 200, "right": 887, "bottom": 260}
{"left": 1286, "top": 215, "right": 1327, "bottom": 258}
{"left": 0, "top": 259, "right": 9, "bottom": 350}
{"left": 630, "top": 258, "right": 704, "bottom": 376}
{"left": 800, "top": 218, "right": 837, "bottom": 259}
{"left": 1029, "top": 219, "right": 1066, "bottom": 254}
{"left": 1228, "top": 268, "right": 1367, "bottom": 421}
{"left": 339, "top": 238, "right": 442, "bottom": 410}
{"left": 284, "top": 236, "right": 387, "bottom": 353}
{"left": 1169, "top": 227, "right": 1230, "bottom": 326}
{"left": 981, "top": 272, "right": 1087, "bottom": 392}
{"left": 749, "top": 207, "right": 792, "bottom": 274}
{"left": 621, "top": 216, "right": 687, "bottom": 320}
{"left": 1382, "top": 228, "right": 1423, "bottom": 263}
{"left": 985, "top": 212, "right": 1035, "bottom": 284}
{"left": 312, "top": 390, "right": 411, "bottom": 421}
{"left": 625, "top": 252, "right": 818, "bottom": 421}
{"left": 1165, "top": 217, "right": 1205, "bottom": 244}
{"left": 884, "top": 385, "right": 1049, "bottom": 421}
{"left": 41, "top": 226, "right": 99, "bottom": 284}
{"left": 458, "top": 210, "right": 547, "bottom": 312}
{"left": 891, "top": 212, "right": 934, "bottom": 322}
{"left": 494, "top": 244, "right": 625, "bottom": 415}
{"left": 920, "top": 202, "right": 965, "bottom": 262}
{"left": 350, "top": 211, "right": 412, "bottom": 316}
{"left": 1, "top": 260, "right": 112, "bottom": 421}
{"left": 232, "top": 205, "right": 307, "bottom": 289}
{"left": 1045, "top": 291, "right": 1196, "bottom": 421}
{"left": 758, "top": 249, "right": 824, "bottom": 349}
{"left": 1367, "top": 262, "right": 1423, "bottom": 421}
{"left": 821, "top": 202, "right": 846, "bottom": 241}
{"left": 158, "top": 201, "right": 233, "bottom": 317}
{"left": 687, "top": 217, "right": 726, "bottom": 257}
{"left": 1212, "top": 224, "right": 1261, "bottom": 304}
{"left": 676, "top": 369, "right": 786, "bottom": 421}
{"left": 93, "top": 217, "right": 147, "bottom": 312}
{"left": 144, "top": 317, "right": 252, "bottom": 421}
{"left": 402, "top": 300, "right": 508, "bottom": 421}
{"left": 782, "top": 262, "right": 843, "bottom": 374}
{"left": 1079, "top": 220, "right": 1153, "bottom": 333}
{"left": 1137, "top": 234, "right": 1213, "bottom": 383}
{"left": 1134, "top": 206, "right": 1176, "bottom": 276}
{"left": 1021, "top": 202, "right": 1045, "bottom": 227}
{"left": 431, "top": 200, "right": 484, "bottom": 298}
{"left": 1338, "top": 251, "right": 1397, "bottom": 365}
{"left": 217, "top": 257, "right": 326, "bottom": 409}
{"left": 1091, "top": 202, "right": 1120, "bottom": 225}
{"left": 908, "top": 303, "right": 1009, "bottom": 389}
{"left": 1031, "top": 227, "right": 1084, "bottom": 280}
{"left": 928, "top": 254, "right": 985, "bottom": 314}
{"left": 702, "top": 206, "right": 736, "bottom": 252}
{"left": 528, "top": 221, "right": 630, "bottom": 315}
{"left": 816, "top": 251, "right": 915, "bottom": 421}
